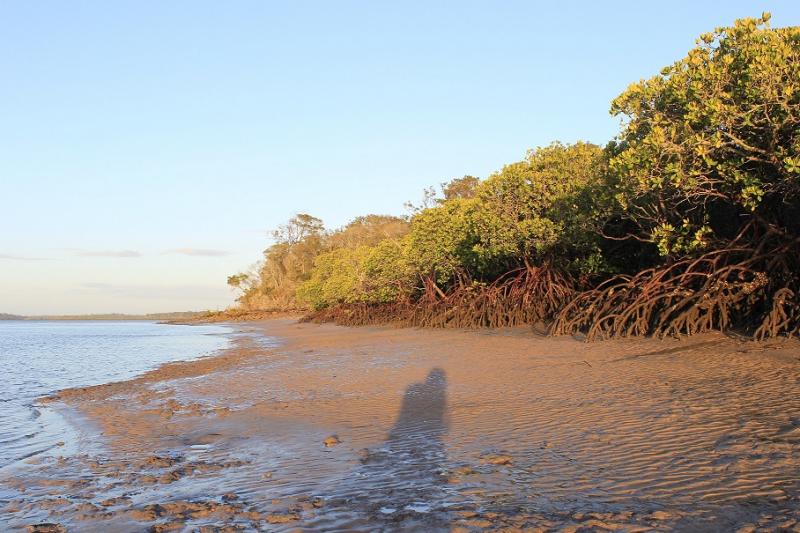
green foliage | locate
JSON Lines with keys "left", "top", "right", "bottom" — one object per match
{"left": 297, "top": 239, "right": 416, "bottom": 310}
{"left": 296, "top": 246, "right": 370, "bottom": 310}
{"left": 440, "top": 176, "right": 480, "bottom": 201}
{"left": 234, "top": 213, "right": 410, "bottom": 310}
{"left": 361, "top": 239, "right": 416, "bottom": 302}
{"left": 406, "top": 198, "right": 481, "bottom": 285}
{"left": 327, "top": 215, "right": 409, "bottom": 249}
{"left": 610, "top": 14, "right": 800, "bottom": 256}
{"left": 236, "top": 213, "right": 326, "bottom": 309}
{"left": 235, "top": 14, "right": 800, "bottom": 343}
{"left": 472, "top": 142, "right": 606, "bottom": 272}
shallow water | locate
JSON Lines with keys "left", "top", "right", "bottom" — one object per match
{"left": 0, "top": 320, "right": 231, "bottom": 468}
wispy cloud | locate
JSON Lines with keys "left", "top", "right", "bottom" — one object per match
{"left": 77, "top": 282, "right": 230, "bottom": 300}
{"left": 0, "top": 253, "right": 48, "bottom": 261}
{"left": 76, "top": 250, "right": 142, "bottom": 258}
{"left": 167, "top": 248, "right": 231, "bottom": 257}
{"left": 80, "top": 282, "right": 115, "bottom": 289}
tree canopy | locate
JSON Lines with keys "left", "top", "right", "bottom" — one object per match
{"left": 610, "top": 13, "right": 800, "bottom": 256}
{"left": 229, "top": 15, "right": 800, "bottom": 339}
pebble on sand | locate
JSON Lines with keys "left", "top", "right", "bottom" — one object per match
{"left": 323, "top": 435, "right": 341, "bottom": 447}
{"left": 481, "top": 454, "right": 513, "bottom": 465}
{"left": 26, "top": 525, "right": 67, "bottom": 533}
{"left": 266, "top": 512, "right": 300, "bottom": 524}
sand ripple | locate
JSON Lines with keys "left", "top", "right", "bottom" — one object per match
{"left": 2, "top": 320, "right": 799, "bottom": 531}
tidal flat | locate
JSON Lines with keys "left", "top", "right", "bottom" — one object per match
{"left": 2, "top": 319, "right": 799, "bottom": 532}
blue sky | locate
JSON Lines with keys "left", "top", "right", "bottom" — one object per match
{"left": 2, "top": 1, "right": 798, "bottom": 315}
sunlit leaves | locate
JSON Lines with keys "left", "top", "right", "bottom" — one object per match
{"left": 610, "top": 14, "right": 800, "bottom": 256}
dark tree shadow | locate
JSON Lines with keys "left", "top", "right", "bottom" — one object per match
{"left": 339, "top": 368, "right": 451, "bottom": 530}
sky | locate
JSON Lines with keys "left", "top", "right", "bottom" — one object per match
{"left": 2, "top": 1, "right": 799, "bottom": 315}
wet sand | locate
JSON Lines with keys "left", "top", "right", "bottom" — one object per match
{"left": 2, "top": 319, "right": 800, "bottom": 532}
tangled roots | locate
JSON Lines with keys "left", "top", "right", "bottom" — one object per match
{"left": 301, "top": 302, "right": 413, "bottom": 327}
{"left": 306, "top": 231, "right": 800, "bottom": 340}
{"left": 303, "top": 265, "right": 577, "bottom": 329}
{"left": 551, "top": 236, "right": 800, "bottom": 340}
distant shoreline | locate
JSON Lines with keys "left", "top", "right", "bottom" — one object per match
{"left": 0, "top": 311, "right": 211, "bottom": 321}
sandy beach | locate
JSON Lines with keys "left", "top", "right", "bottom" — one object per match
{"left": 2, "top": 319, "right": 800, "bottom": 532}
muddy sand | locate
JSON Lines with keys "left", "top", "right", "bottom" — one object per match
{"left": 2, "top": 319, "right": 799, "bottom": 532}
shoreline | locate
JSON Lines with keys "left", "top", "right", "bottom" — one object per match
{"left": 4, "top": 319, "right": 800, "bottom": 531}
{"left": 165, "top": 309, "right": 304, "bottom": 325}
{"left": 40, "top": 322, "right": 270, "bottom": 405}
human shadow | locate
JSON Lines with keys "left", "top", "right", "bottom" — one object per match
{"left": 344, "top": 368, "right": 450, "bottom": 528}
{"left": 387, "top": 367, "right": 448, "bottom": 446}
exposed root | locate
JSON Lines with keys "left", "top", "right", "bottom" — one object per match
{"left": 306, "top": 229, "right": 800, "bottom": 341}
{"left": 551, "top": 236, "right": 800, "bottom": 340}
{"left": 303, "top": 265, "right": 577, "bottom": 329}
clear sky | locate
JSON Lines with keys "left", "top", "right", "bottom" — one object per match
{"left": 2, "top": 1, "right": 798, "bottom": 315}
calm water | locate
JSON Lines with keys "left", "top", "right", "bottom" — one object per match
{"left": 0, "top": 320, "right": 231, "bottom": 469}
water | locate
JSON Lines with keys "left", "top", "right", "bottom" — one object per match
{"left": 0, "top": 320, "right": 231, "bottom": 469}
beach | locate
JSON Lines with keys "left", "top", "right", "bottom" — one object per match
{"left": 3, "top": 319, "right": 800, "bottom": 532}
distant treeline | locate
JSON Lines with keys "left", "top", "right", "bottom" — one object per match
{"left": 229, "top": 15, "right": 800, "bottom": 340}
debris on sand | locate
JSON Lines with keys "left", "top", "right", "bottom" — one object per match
{"left": 26, "top": 525, "right": 67, "bottom": 533}
{"left": 266, "top": 512, "right": 300, "bottom": 524}
{"left": 481, "top": 454, "right": 513, "bottom": 465}
{"left": 323, "top": 435, "right": 341, "bottom": 447}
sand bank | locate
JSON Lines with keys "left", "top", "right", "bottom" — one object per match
{"left": 2, "top": 319, "right": 799, "bottom": 532}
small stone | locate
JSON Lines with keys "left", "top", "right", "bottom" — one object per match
{"left": 127, "top": 508, "right": 159, "bottom": 521}
{"left": 149, "top": 523, "right": 184, "bottom": 533}
{"left": 482, "top": 454, "right": 513, "bottom": 465}
{"left": 650, "top": 511, "right": 671, "bottom": 521}
{"left": 222, "top": 492, "right": 238, "bottom": 502}
{"left": 582, "top": 519, "right": 621, "bottom": 531}
{"left": 323, "top": 435, "right": 341, "bottom": 447}
{"left": 38, "top": 498, "right": 70, "bottom": 509}
{"left": 26, "top": 525, "right": 67, "bottom": 533}
{"left": 266, "top": 513, "right": 299, "bottom": 524}
{"left": 100, "top": 496, "right": 132, "bottom": 507}
{"left": 462, "top": 519, "right": 493, "bottom": 528}
{"left": 142, "top": 455, "right": 180, "bottom": 469}
{"left": 158, "top": 470, "right": 182, "bottom": 484}
{"left": 244, "top": 510, "right": 263, "bottom": 520}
